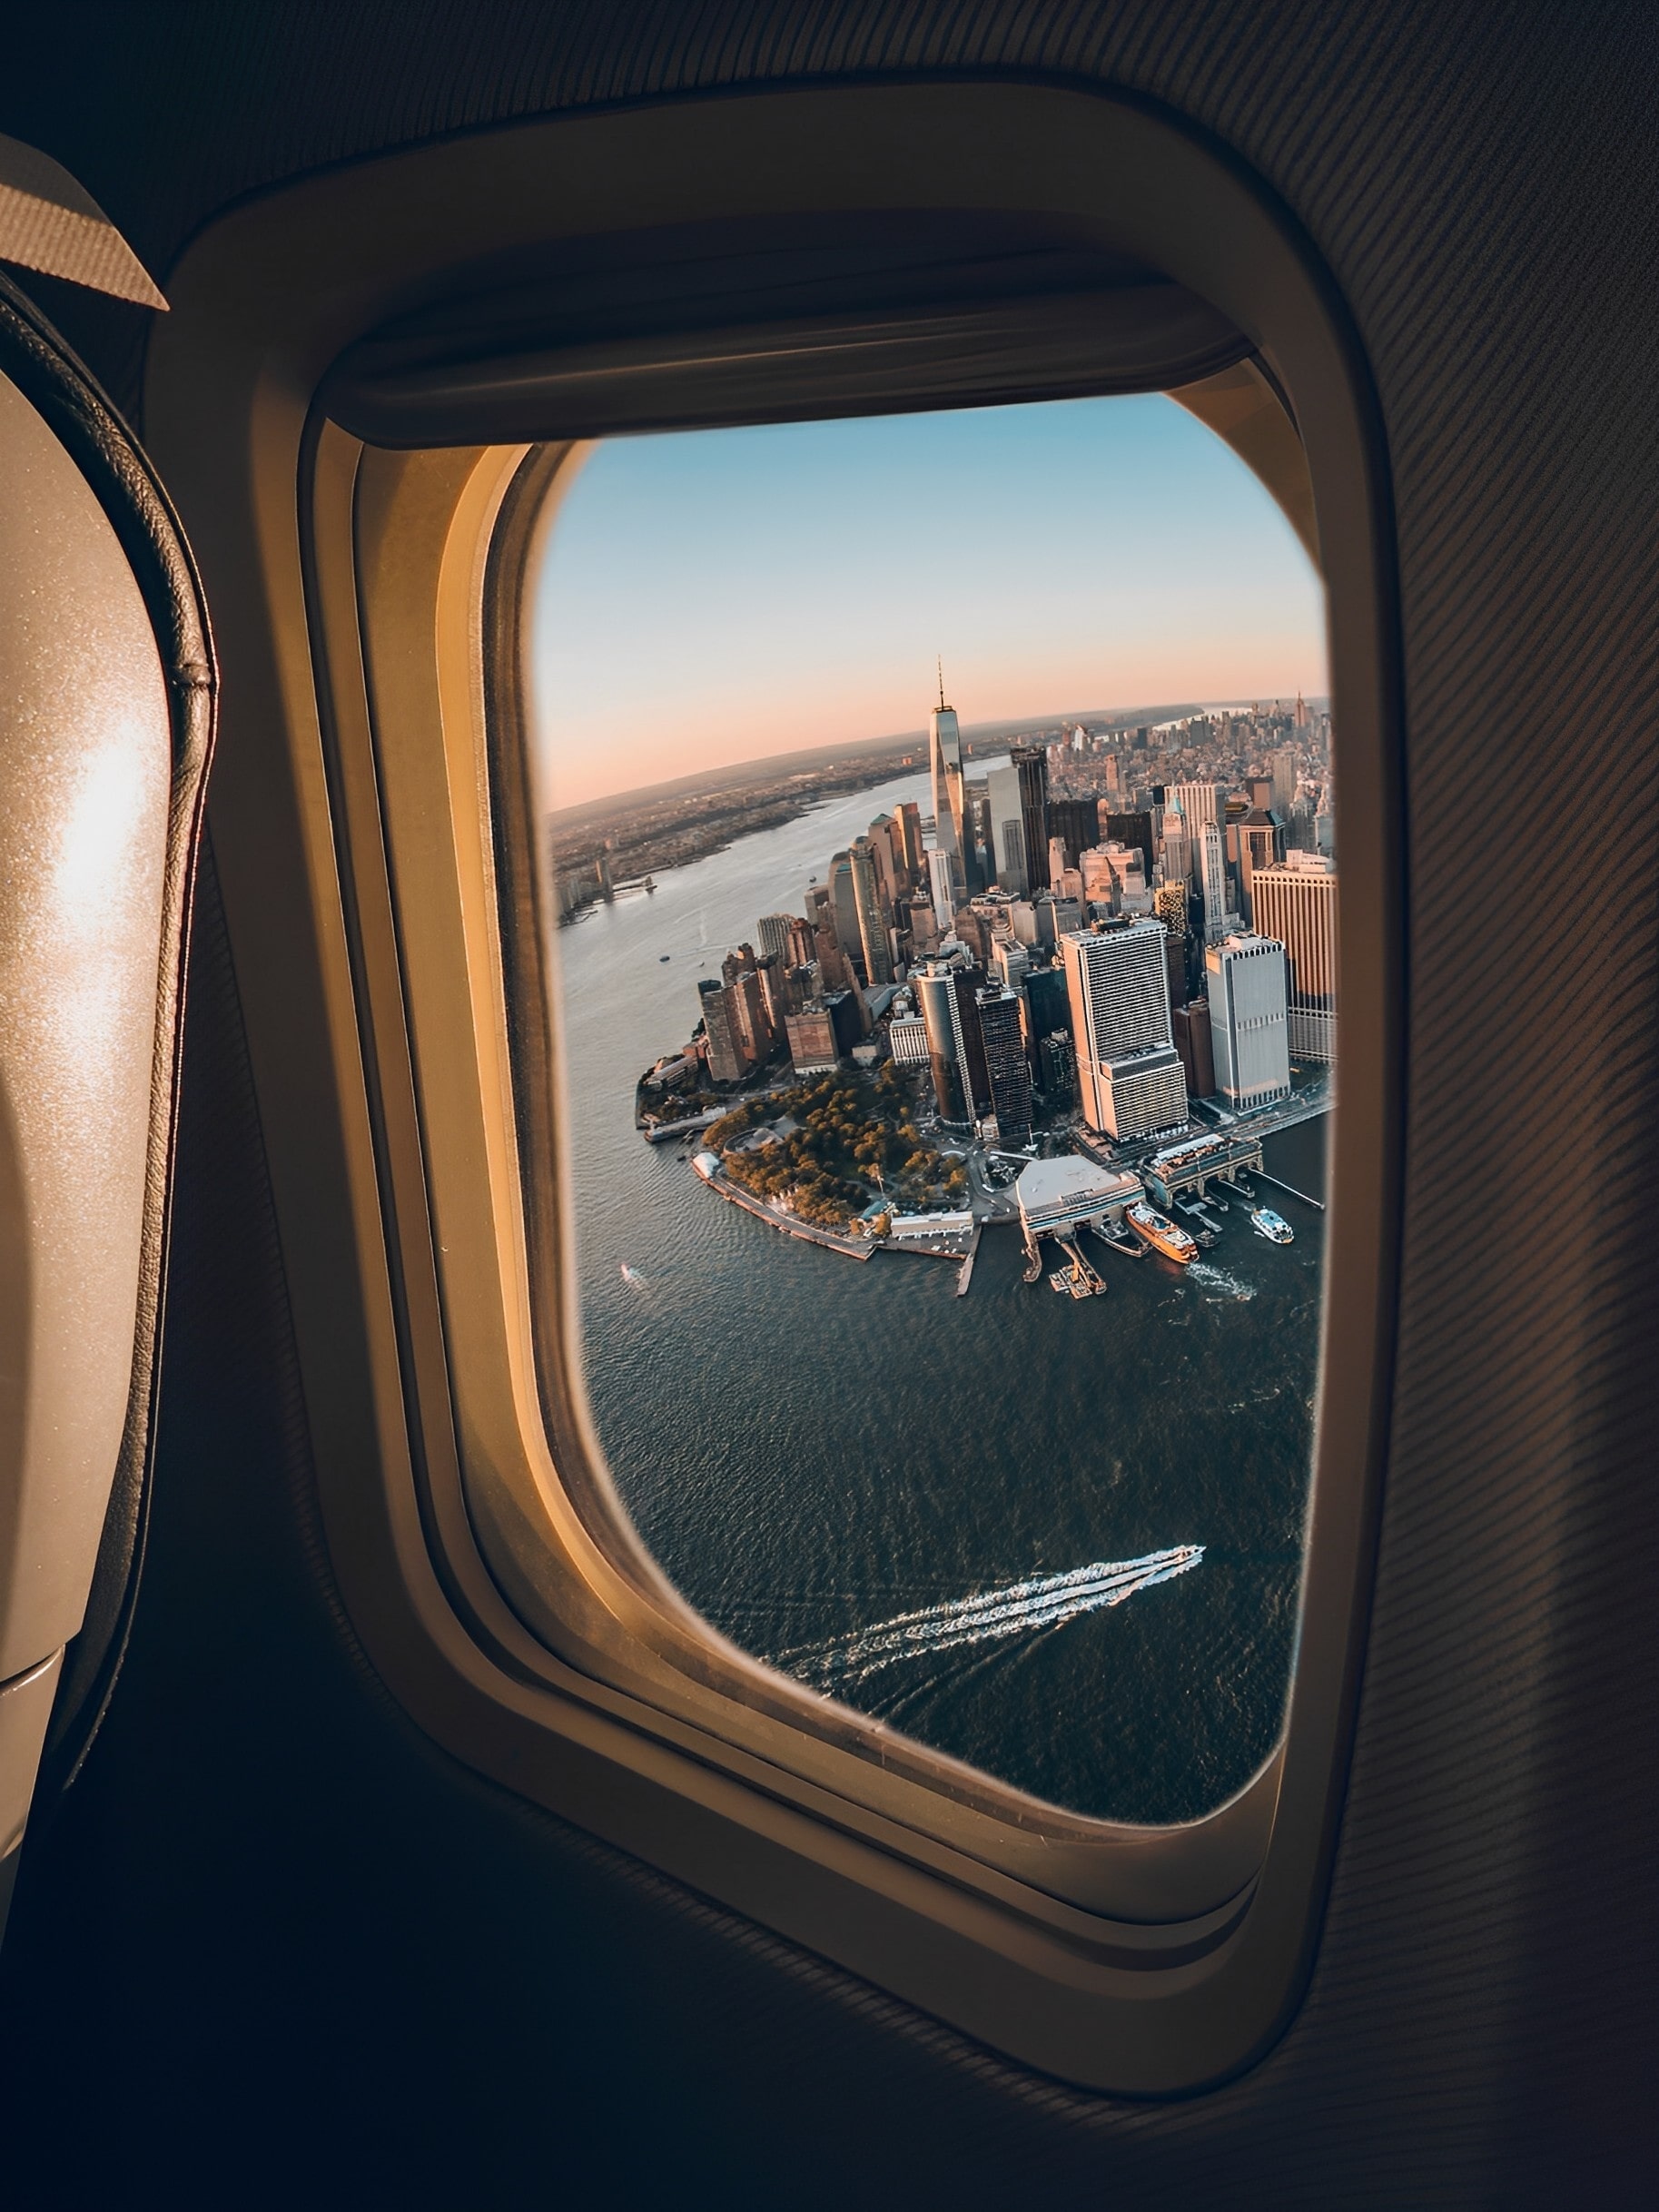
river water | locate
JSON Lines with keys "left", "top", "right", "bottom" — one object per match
{"left": 553, "top": 771, "right": 1326, "bottom": 1824}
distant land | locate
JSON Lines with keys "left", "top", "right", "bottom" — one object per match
{"left": 547, "top": 696, "right": 1329, "bottom": 891}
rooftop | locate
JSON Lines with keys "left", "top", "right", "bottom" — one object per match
{"left": 1015, "top": 1155, "right": 1141, "bottom": 1214}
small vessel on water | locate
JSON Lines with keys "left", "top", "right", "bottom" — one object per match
{"left": 619, "top": 1262, "right": 646, "bottom": 1286}
{"left": 1250, "top": 1207, "right": 1295, "bottom": 1244}
{"left": 1127, "top": 1200, "right": 1198, "bottom": 1265}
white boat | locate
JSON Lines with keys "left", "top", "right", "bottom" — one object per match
{"left": 1250, "top": 1208, "right": 1294, "bottom": 1244}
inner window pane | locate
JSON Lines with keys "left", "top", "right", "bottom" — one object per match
{"left": 529, "top": 396, "right": 1333, "bottom": 1824}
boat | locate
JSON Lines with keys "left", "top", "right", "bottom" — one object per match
{"left": 1126, "top": 1200, "right": 1198, "bottom": 1265}
{"left": 1250, "top": 1208, "right": 1294, "bottom": 1244}
{"left": 659, "top": 953, "right": 670, "bottom": 962}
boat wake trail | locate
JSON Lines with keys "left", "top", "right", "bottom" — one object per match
{"left": 772, "top": 1546, "right": 1204, "bottom": 1690}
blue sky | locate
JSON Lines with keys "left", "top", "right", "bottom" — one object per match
{"left": 531, "top": 393, "right": 1326, "bottom": 809}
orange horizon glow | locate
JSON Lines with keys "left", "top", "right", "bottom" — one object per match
{"left": 531, "top": 398, "right": 1328, "bottom": 814}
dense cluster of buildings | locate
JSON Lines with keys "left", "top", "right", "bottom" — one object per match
{"left": 652, "top": 680, "right": 1337, "bottom": 1160}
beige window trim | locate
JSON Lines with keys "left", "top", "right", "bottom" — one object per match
{"left": 144, "top": 82, "right": 1401, "bottom": 2091}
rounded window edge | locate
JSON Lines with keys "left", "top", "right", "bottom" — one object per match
{"left": 149, "top": 77, "right": 1403, "bottom": 2094}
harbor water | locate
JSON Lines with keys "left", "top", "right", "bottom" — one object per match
{"left": 552, "top": 772, "right": 1326, "bottom": 1825}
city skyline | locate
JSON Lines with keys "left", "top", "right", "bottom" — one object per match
{"left": 531, "top": 395, "right": 1327, "bottom": 812}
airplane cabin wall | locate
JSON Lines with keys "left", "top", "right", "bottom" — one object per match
{"left": 1, "top": 4, "right": 1655, "bottom": 2200}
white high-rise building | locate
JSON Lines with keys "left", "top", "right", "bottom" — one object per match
{"left": 926, "top": 844, "right": 962, "bottom": 923}
{"left": 929, "top": 664, "right": 965, "bottom": 863}
{"left": 1206, "top": 933, "right": 1291, "bottom": 1109}
{"left": 1249, "top": 854, "right": 1337, "bottom": 1062}
{"left": 1061, "top": 921, "right": 1188, "bottom": 1141}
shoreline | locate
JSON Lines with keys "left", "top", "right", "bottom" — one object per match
{"left": 694, "top": 1159, "right": 976, "bottom": 1269}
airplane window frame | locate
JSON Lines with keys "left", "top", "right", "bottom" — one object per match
{"left": 145, "top": 82, "right": 1402, "bottom": 2093}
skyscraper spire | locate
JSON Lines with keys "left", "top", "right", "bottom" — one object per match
{"left": 937, "top": 656, "right": 946, "bottom": 711}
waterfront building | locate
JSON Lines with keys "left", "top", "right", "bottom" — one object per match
{"left": 757, "top": 913, "right": 795, "bottom": 963}
{"left": 1061, "top": 920, "right": 1189, "bottom": 1141}
{"left": 1015, "top": 1155, "right": 1142, "bottom": 1239}
{"left": 1172, "top": 997, "right": 1216, "bottom": 1099}
{"left": 975, "top": 987, "right": 1032, "bottom": 1145}
{"left": 698, "top": 977, "right": 747, "bottom": 1084}
{"left": 786, "top": 914, "right": 817, "bottom": 969}
{"left": 851, "top": 837, "right": 894, "bottom": 987}
{"left": 727, "top": 969, "right": 775, "bottom": 1067}
{"left": 1205, "top": 934, "right": 1291, "bottom": 1109}
{"left": 1249, "top": 854, "right": 1338, "bottom": 1062}
{"left": 828, "top": 851, "right": 864, "bottom": 971}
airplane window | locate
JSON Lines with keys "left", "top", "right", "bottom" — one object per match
{"left": 529, "top": 394, "right": 1332, "bottom": 1824}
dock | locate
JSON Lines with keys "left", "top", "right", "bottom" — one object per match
{"left": 1254, "top": 1169, "right": 1326, "bottom": 1213}
{"left": 953, "top": 1222, "right": 983, "bottom": 1298}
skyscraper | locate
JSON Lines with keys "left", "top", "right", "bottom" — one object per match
{"left": 1160, "top": 799, "right": 1191, "bottom": 889}
{"left": 828, "top": 851, "right": 864, "bottom": 972}
{"left": 1237, "top": 804, "right": 1286, "bottom": 927}
{"left": 756, "top": 913, "right": 795, "bottom": 963}
{"left": 1249, "top": 854, "right": 1337, "bottom": 1062}
{"left": 894, "top": 800, "right": 925, "bottom": 884}
{"left": 975, "top": 987, "right": 1032, "bottom": 1145}
{"left": 1048, "top": 795, "right": 1101, "bottom": 870}
{"left": 926, "top": 844, "right": 963, "bottom": 922}
{"left": 1011, "top": 745, "right": 1050, "bottom": 893}
{"left": 1061, "top": 921, "right": 1188, "bottom": 1141}
{"left": 1199, "top": 819, "right": 1228, "bottom": 943}
{"left": 913, "top": 954, "right": 974, "bottom": 1123}
{"left": 1206, "top": 934, "right": 1290, "bottom": 1108}
{"left": 984, "top": 761, "right": 1026, "bottom": 893}
{"left": 929, "top": 664, "right": 966, "bottom": 869}
{"left": 850, "top": 837, "right": 894, "bottom": 987}
{"left": 698, "top": 977, "right": 747, "bottom": 1084}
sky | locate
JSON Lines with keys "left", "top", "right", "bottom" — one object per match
{"left": 530, "top": 393, "right": 1327, "bottom": 813}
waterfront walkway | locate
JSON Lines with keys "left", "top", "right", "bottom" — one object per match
{"left": 696, "top": 1162, "right": 875, "bottom": 1259}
